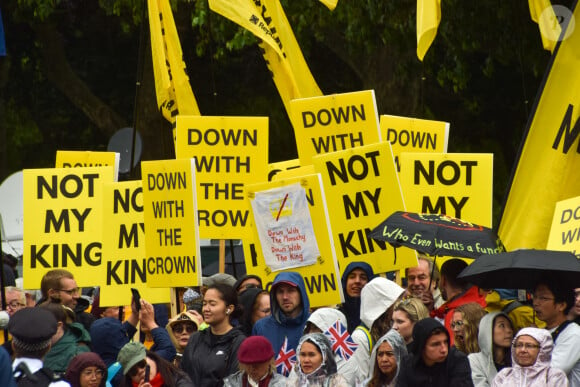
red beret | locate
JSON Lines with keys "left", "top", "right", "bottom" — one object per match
{"left": 237, "top": 336, "right": 274, "bottom": 364}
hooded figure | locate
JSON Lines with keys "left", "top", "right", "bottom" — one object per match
{"left": 468, "top": 312, "right": 513, "bottom": 387}
{"left": 252, "top": 272, "right": 310, "bottom": 357}
{"left": 339, "top": 262, "right": 375, "bottom": 333}
{"left": 351, "top": 277, "right": 405, "bottom": 378}
{"left": 166, "top": 311, "right": 200, "bottom": 366}
{"left": 286, "top": 333, "right": 348, "bottom": 387}
{"left": 366, "top": 330, "right": 408, "bottom": 387}
{"left": 491, "top": 328, "right": 569, "bottom": 387}
{"left": 65, "top": 352, "right": 108, "bottom": 387}
{"left": 396, "top": 317, "right": 473, "bottom": 387}
{"left": 301, "top": 308, "right": 358, "bottom": 384}
{"left": 238, "top": 287, "right": 266, "bottom": 336}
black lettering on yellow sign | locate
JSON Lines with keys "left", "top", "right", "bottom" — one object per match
{"left": 326, "top": 151, "right": 380, "bottom": 186}
{"left": 62, "top": 163, "right": 109, "bottom": 167}
{"left": 311, "top": 132, "right": 364, "bottom": 154}
{"left": 156, "top": 227, "right": 182, "bottom": 246}
{"left": 552, "top": 104, "right": 580, "bottom": 154}
{"left": 30, "top": 242, "right": 101, "bottom": 268}
{"left": 37, "top": 173, "right": 99, "bottom": 199}
{"left": 107, "top": 258, "right": 146, "bottom": 285}
{"left": 343, "top": 188, "right": 381, "bottom": 220}
{"left": 561, "top": 206, "right": 580, "bottom": 223}
{"left": 421, "top": 196, "right": 469, "bottom": 219}
{"left": 414, "top": 160, "right": 478, "bottom": 186}
{"left": 562, "top": 227, "right": 580, "bottom": 244}
{"left": 147, "top": 172, "right": 187, "bottom": 191}
{"left": 114, "top": 187, "right": 143, "bottom": 213}
{"left": 187, "top": 128, "right": 258, "bottom": 146}
{"left": 268, "top": 165, "right": 300, "bottom": 181}
{"left": 146, "top": 255, "right": 196, "bottom": 274}
{"left": 264, "top": 273, "right": 337, "bottom": 294}
{"left": 302, "top": 104, "right": 366, "bottom": 127}
{"left": 196, "top": 156, "right": 250, "bottom": 173}
{"left": 44, "top": 208, "right": 91, "bottom": 233}
{"left": 198, "top": 209, "right": 249, "bottom": 227}
{"left": 119, "top": 223, "right": 145, "bottom": 249}
{"left": 338, "top": 227, "right": 387, "bottom": 257}
{"left": 152, "top": 200, "right": 184, "bottom": 218}
{"left": 200, "top": 183, "right": 244, "bottom": 200}
{"left": 386, "top": 129, "right": 437, "bottom": 149}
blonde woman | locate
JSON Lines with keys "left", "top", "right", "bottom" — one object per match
{"left": 391, "top": 297, "right": 430, "bottom": 353}
{"left": 452, "top": 302, "right": 487, "bottom": 355}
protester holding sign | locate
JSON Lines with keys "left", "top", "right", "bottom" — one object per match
{"left": 181, "top": 284, "right": 245, "bottom": 386}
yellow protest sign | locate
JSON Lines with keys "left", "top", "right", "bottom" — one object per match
{"left": 547, "top": 196, "right": 580, "bottom": 256}
{"left": 399, "top": 153, "right": 493, "bottom": 227}
{"left": 380, "top": 115, "right": 449, "bottom": 172}
{"left": 100, "top": 181, "right": 171, "bottom": 306}
{"left": 272, "top": 165, "right": 315, "bottom": 181}
{"left": 23, "top": 166, "right": 115, "bottom": 289}
{"left": 141, "top": 159, "right": 201, "bottom": 287}
{"left": 312, "top": 142, "right": 417, "bottom": 274}
{"left": 291, "top": 90, "right": 381, "bottom": 165}
{"left": 55, "top": 150, "right": 120, "bottom": 178}
{"left": 175, "top": 116, "right": 269, "bottom": 239}
{"left": 243, "top": 174, "right": 344, "bottom": 307}
{"left": 268, "top": 159, "right": 301, "bottom": 181}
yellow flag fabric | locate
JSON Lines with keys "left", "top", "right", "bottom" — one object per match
{"left": 528, "top": 0, "right": 562, "bottom": 52}
{"left": 148, "top": 0, "right": 200, "bottom": 123}
{"left": 319, "top": 0, "right": 338, "bottom": 11}
{"left": 416, "top": 0, "right": 441, "bottom": 61}
{"left": 499, "top": 3, "right": 580, "bottom": 251}
{"left": 209, "top": 0, "right": 322, "bottom": 116}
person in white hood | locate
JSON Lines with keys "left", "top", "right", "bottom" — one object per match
{"left": 468, "top": 312, "right": 513, "bottom": 387}
{"left": 350, "top": 278, "right": 405, "bottom": 379}
{"left": 365, "top": 329, "right": 407, "bottom": 387}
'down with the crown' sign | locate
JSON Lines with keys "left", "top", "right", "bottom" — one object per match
{"left": 23, "top": 166, "right": 115, "bottom": 289}
{"left": 243, "top": 174, "right": 344, "bottom": 308}
{"left": 291, "top": 90, "right": 381, "bottom": 165}
{"left": 312, "top": 142, "right": 417, "bottom": 275}
{"left": 399, "top": 153, "right": 493, "bottom": 226}
{"left": 141, "top": 159, "right": 201, "bottom": 287}
{"left": 175, "top": 116, "right": 269, "bottom": 239}
{"left": 100, "top": 181, "right": 170, "bottom": 306}
{"left": 379, "top": 115, "right": 449, "bottom": 172}
{"left": 55, "top": 150, "right": 120, "bottom": 179}
{"left": 547, "top": 196, "right": 580, "bottom": 256}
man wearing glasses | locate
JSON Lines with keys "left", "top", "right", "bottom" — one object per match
{"left": 4, "top": 287, "right": 26, "bottom": 317}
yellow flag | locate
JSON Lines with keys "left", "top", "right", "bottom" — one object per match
{"left": 148, "top": 0, "right": 200, "bottom": 123}
{"left": 528, "top": 0, "right": 562, "bottom": 52}
{"left": 416, "top": 0, "right": 441, "bottom": 61}
{"left": 209, "top": 0, "right": 322, "bottom": 116}
{"left": 499, "top": 3, "right": 580, "bottom": 251}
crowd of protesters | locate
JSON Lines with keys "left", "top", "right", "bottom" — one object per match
{"left": 0, "top": 255, "right": 579, "bottom": 386}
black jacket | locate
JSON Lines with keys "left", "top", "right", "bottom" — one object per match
{"left": 396, "top": 318, "right": 473, "bottom": 387}
{"left": 181, "top": 327, "right": 246, "bottom": 387}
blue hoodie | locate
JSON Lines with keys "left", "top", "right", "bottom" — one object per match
{"left": 252, "top": 271, "right": 310, "bottom": 355}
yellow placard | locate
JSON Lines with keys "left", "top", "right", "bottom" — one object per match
{"left": 268, "top": 159, "right": 301, "bottom": 181}
{"left": 175, "top": 116, "right": 269, "bottom": 239}
{"left": 312, "top": 142, "right": 418, "bottom": 275}
{"left": 399, "top": 153, "right": 494, "bottom": 227}
{"left": 243, "top": 174, "right": 344, "bottom": 308}
{"left": 56, "top": 150, "right": 120, "bottom": 180}
{"left": 141, "top": 159, "right": 201, "bottom": 287}
{"left": 100, "top": 181, "right": 171, "bottom": 306}
{"left": 23, "top": 166, "right": 115, "bottom": 289}
{"left": 547, "top": 196, "right": 580, "bottom": 256}
{"left": 291, "top": 90, "right": 381, "bottom": 165}
{"left": 380, "top": 115, "right": 449, "bottom": 172}
{"left": 272, "top": 165, "right": 315, "bottom": 181}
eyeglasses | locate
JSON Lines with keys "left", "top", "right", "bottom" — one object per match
{"left": 128, "top": 359, "right": 147, "bottom": 377}
{"left": 513, "top": 342, "right": 540, "bottom": 350}
{"left": 450, "top": 320, "right": 465, "bottom": 329}
{"left": 58, "top": 288, "right": 80, "bottom": 296}
{"left": 172, "top": 323, "right": 196, "bottom": 334}
{"left": 81, "top": 369, "right": 105, "bottom": 378}
{"left": 532, "top": 295, "right": 554, "bottom": 303}
{"left": 5, "top": 301, "right": 25, "bottom": 310}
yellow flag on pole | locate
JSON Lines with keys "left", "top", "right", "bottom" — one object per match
{"left": 499, "top": 3, "right": 580, "bottom": 251}
{"left": 209, "top": 0, "right": 322, "bottom": 117}
{"left": 148, "top": 0, "right": 200, "bottom": 123}
{"left": 528, "top": 0, "right": 562, "bottom": 52}
{"left": 416, "top": 0, "right": 441, "bottom": 61}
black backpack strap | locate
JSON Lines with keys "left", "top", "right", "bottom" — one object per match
{"left": 501, "top": 300, "right": 523, "bottom": 315}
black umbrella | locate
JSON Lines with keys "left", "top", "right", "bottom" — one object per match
{"left": 457, "top": 249, "right": 580, "bottom": 290}
{"left": 369, "top": 211, "right": 505, "bottom": 259}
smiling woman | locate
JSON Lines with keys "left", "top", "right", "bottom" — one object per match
{"left": 452, "top": 303, "right": 487, "bottom": 355}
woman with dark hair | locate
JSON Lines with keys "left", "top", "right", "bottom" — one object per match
{"left": 238, "top": 288, "right": 270, "bottom": 336}
{"left": 65, "top": 352, "right": 108, "bottom": 387}
{"left": 181, "top": 284, "right": 246, "bottom": 386}
{"left": 365, "top": 330, "right": 407, "bottom": 387}
{"left": 117, "top": 342, "right": 192, "bottom": 387}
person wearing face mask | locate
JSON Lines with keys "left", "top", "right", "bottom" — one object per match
{"left": 286, "top": 333, "right": 348, "bottom": 387}
{"left": 491, "top": 327, "right": 568, "bottom": 387}
{"left": 365, "top": 330, "right": 407, "bottom": 387}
